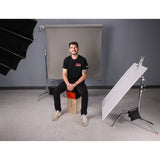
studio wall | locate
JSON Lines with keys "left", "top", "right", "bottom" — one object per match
{"left": 0, "top": 19, "right": 160, "bottom": 87}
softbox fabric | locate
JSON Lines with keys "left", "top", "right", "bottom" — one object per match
{"left": 0, "top": 19, "right": 37, "bottom": 76}
{"left": 0, "top": 28, "right": 32, "bottom": 58}
{"left": 0, "top": 47, "right": 21, "bottom": 70}
{"left": 0, "top": 19, "right": 36, "bottom": 40}
{"left": 0, "top": 64, "right": 10, "bottom": 75}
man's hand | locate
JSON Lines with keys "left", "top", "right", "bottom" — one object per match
{"left": 67, "top": 83, "right": 76, "bottom": 91}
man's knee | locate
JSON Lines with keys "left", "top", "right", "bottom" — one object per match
{"left": 76, "top": 84, "right": 88, "bottom": 97}
{"left": 53, "top": 81, "right": 66, "bottom": 96}
{"left": 53, "top": 87, "right": 60, "bottom": 96}
{"left": 79, "top": 89, "right": 88, "bottom": 97}
{"left": 84, "top": 90, "right": 88, "bottom": 96}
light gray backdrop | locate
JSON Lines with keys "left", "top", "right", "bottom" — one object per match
{"left": 45, "top": 24, "right": 102, "bottom": 79}
{"left": 0, "top": 19, "right": 160, "bottom": 87}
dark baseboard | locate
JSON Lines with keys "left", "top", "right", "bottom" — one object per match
{"left": 132, "top": 85, "right": 160, "bottom": 89}
{"left": 0, "top": 85, "right": 160, "bottom": 90}
{"left": 88, "top": 85, "right": 160, "bottom": 89}
{"left": 0, "top": 86, "right": 46, "bottom": 90}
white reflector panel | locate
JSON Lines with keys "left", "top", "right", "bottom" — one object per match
{"left": 102, "top": 63, "right": 148, "bottom": 120}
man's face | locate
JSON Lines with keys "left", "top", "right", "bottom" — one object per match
{"left": 69, "top": 44, "right": 79, "bottom": 55}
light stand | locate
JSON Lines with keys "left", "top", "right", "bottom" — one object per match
{"left": 37, "top": 25, "right": 66, "bottom": 101}
{"left": 111, "top": 76, "right": 158, "bottom": 135}
{"left": 38, "top": 25, "right": 49, "bottom": 101}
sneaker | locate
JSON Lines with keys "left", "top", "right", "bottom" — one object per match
{"left": 81, "top": 114, "right": 88, "bottom": 127}
{"left": 52, "top": 110, "right": 62, "bottom": 121}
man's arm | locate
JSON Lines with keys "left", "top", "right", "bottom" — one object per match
{"left": 62, "top": 68, "right": 70, "bottom": 86}
{"left": 73, "top": 70, "right": 87, "bottom": 87}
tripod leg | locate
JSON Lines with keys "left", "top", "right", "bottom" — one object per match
{"left": 140, "top": 118, "right": 159, "bottom": 135}
{"left": 111, "top": 113, "right": 128, "bottom": 127}
{"left": 38, "top": 91, "right": 49, "bottom": 101}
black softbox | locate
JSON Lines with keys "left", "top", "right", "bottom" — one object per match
{"left": 0, "top": 19, "right": 37, "bottom": 75}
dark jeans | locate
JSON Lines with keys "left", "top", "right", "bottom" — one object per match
{"left": 53, "top": 81, "right": 88, "bottom": 115}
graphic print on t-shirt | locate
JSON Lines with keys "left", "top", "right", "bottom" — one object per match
{"left": 76, "top": 63, "right": 81, "bottom": 67}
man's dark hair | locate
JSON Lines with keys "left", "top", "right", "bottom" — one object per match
{"left": 69, "top": 41, "right": 79, "bottom": 48}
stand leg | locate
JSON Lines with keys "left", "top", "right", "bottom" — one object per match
{"left": 38, "top": 88, "right": 49, "bottom": 101}
{"left": 140, "top": 118, "right": 159, "bottom": 135}
{"left": 111, "top": 113, "right": 128, "bottom": 127}
{"left": 111, "top": 76, "right": 159, "bottom": 135}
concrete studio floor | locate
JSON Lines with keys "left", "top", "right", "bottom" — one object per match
{"left": 0, "top": 88, "right": 160, "bottom": 141}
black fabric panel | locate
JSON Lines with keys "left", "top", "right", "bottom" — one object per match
{"left": 0, "top": 29, "right": 32, "bottom": 58}
{"left": 0, "top": 19, "right": 37, "bottom": 76}
{"left": 0, "top": 48, "right": 22, "bottom": 70}
{"left": 0, "top": 64, "right": 10, "bottom": 75}
{"left": 0, "top": 19, "right": 37, "bottom": 40}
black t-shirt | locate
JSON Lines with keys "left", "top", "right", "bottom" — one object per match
{"left": 63, "top": 55, "right": 88, "bottom": 83}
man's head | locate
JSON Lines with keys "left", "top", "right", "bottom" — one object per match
{"left": 69, "top": 41, "right": 79, "bottom": 55}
